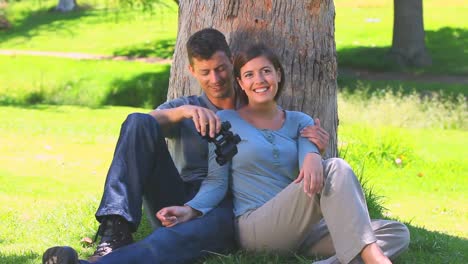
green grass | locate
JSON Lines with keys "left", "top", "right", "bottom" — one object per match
{"left": 0, "top": 0, "right": 467, "bottom": 263}
{"left": 0, "top": 56, "right": 170, "bottom": 108}
{"left": 1, "top": 90, "right": 467, "bottom": 263}
{"left": 0, "top": 105, "right": 154, "bottom": 264}
{"left": 335, "top": 0, "right": 468, "bottom": 75}
{"left": 2, "top": 0, "right": 467, "bottom": 75}
{"left": 0, "top": 0, "right": 178, "bottom": 56}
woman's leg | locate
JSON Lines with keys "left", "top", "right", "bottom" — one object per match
{"left": 303, "top": 219, "right": 410, "bottom": 263}
{"left": 235, "top": 180, "right": 323, "bottom": 254}
{"left": 302, "top": 158, "right": 409, "bottom": 263}
{"left": 236, "top": 158, "right": 409, "bottom": 263}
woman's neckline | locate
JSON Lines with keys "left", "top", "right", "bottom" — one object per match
{"left": 235, "top": 107, "right": 287, "bottom": 131}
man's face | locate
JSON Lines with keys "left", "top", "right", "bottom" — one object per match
{"left": 189, "top": 51, "right": 234, "bottom": 102}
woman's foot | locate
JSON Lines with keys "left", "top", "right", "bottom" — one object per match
{"left": 361, "top": 242, "right": 392, "bottom": 264}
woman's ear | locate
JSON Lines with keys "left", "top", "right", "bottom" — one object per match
{"left": 277, "top": 68, "right": 282, "bottom": 83}
{"left": 237, "top": 77, "right": 246, "bottom": 90}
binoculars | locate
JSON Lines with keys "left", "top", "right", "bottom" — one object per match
{"left": 201, "top": 121, "right": 241, "bottom": 165}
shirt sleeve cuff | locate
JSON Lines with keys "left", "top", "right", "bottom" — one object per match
{"left": 184, "top": 201, "right": 212, "bottom": 216}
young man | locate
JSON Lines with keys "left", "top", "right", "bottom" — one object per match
{"left": 43, "top": 28, "right": 329, "bottom": 264}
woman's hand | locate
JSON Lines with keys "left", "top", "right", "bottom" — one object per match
{"left": 294, "top": 152, "right": 324, "bottom": 197}
{"left": 156, "top": 205, "right": 201, "bottom": 227}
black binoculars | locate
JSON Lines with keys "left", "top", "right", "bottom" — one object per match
{"left": 200, "top": 121, "right": 241, "bottom": 165}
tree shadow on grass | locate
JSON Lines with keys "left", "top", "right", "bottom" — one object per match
{"left": 337, "top": 27, "right": 468, "bottom": 76}
{"left": 0, "top": 5, "right": 93, "bottom": 45}
{"left": 113, "top": 38, "right": 176, "bottom": 59}
{"left": 0, "top": 251, "right": 40, "bottom": 264}
{"left": 199, "top": 222, "right": 467, "bottom": 264}
{"left": 103, "top": 65, "right": 171, "bottom": 109}
{"left": 398, "top": 224, "right": 468, "bottom": 264}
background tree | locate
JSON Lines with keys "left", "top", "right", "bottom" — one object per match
{"left": 167, "top": 0, "right": 338, "bottom": 157}
{"left": 56, "top": 0, "right": 77, "bottom": 12}
{"left": 389, "top": 0, "right": 432, "bottom": 67}
{"left": 0, "top": 0, "right": 10, "bottom": 30}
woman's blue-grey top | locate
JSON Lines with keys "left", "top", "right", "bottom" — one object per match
{"left": 186, "top": 109, "right": 319, "bottom": 217}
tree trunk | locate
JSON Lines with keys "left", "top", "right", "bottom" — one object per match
{"left": 168, "top": 0, "right": 338, "bottom": 157}
{"left": 56, "top": 0, "right": 77, "bottom": 12}
{"left": 389, "top": 0, "right": 432, "bottom": 67}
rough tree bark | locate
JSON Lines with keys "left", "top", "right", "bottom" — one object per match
{"left": 56, "top": 0, "right": 77, "bottom": 12}
{"left": 168, "top": 0, "right": 338, "bottom": 156}
{"left": 167, "top": 0, "right": 338, "bottom": 157}
{"left": 389, "top": 0, "right": 432, "bottom": 67}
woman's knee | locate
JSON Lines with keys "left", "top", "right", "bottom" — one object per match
{"left": 323, "top": 158, "right": 358, "bottom": 193}
{"left": 324, "top": 158, "right": 352, "bottom": 174}
{"left": 394, "top": 222, "right": 410, "bottom": 251}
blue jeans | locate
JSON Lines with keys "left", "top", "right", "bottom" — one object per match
{"left": 92, "top": 113, "right": 235, "bottom": 263}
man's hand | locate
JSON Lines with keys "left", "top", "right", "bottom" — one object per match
{"left": 180, "top": 105, "right": 221, "bottom": 138}
{"left": 300, "top": 118, "right": 329, "bottom": 154}
{"left": 294, "top": 152, "right": 324, "bottom": 197}
{"left": 156, "top": 205, "right": 201, "bottom": 227}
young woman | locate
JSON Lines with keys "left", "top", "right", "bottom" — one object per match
{"left": 157, "top": 45, "right": 409, "bottom": 264}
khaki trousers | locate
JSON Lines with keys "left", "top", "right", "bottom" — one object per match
{"left": 235, "top": 158, "right": 410, "bottom": 264}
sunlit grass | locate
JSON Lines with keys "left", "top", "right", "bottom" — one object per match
{"left": 0, "top": 0, "right": 467, "bottom": 263}
{"left": 337, "top": 89, "right": 467, "bottom": 238}
{"left": 0, "top": 56, "right": 170, "bottom": 107}
{"left": 0, "top": 0, "right": 178, "bottom": 55}
{"left": 1, "top": 90, "right": 467, "bottom": 263}
{"left": 335, "top": 0, "right": 468, "bottom": 74}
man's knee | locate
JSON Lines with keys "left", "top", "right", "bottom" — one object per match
{"left": 125, "top": 113, "right": 158, "bottom": 128}
{"left": 123, "top": 113, "right": 164, "bottom": 141}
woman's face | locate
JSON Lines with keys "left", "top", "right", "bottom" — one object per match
{"left": 237, "top": 56, "right": 281, "bottom": 105}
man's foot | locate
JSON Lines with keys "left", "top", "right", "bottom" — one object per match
{"left": 88, "top": 215, "right": 133, "bottom": 262}
{"left": 42, "top": 246, "right": 80, "bottom": 264}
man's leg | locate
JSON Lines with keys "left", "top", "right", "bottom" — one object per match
{"left": 92, "top": 113, "right": 186, "bottom": 259}
{"left": 92, "top": 198, "right": 235, "bottom": 264}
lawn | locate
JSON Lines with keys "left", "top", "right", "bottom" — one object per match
{"left": 0, "top": 55, "right": 171, "bottom": 107}
{"left": 0, "top": 0, "right": 178, "bottom": 56}
{"left": 1, "top": 93, "right": 466, "bottom": 263}
{"left": 0, "top": 0, "right": 467, "bottom": 263}
{"left": 335, "top": 0, "right": 468, "bottom": 75}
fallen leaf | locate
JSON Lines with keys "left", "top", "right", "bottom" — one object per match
{"left": 81, "top": 237, "right": 93, "bottom": 245}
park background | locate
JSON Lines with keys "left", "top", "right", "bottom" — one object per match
{"left": 0, "top": 0, "right": 466, "bottom": 263}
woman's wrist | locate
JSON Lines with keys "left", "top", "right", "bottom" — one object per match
{"left": 184, "top": 205, "right": 202, "bottom": 218}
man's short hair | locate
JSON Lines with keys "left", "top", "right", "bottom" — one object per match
{"left": 186, "top": 28, "right": 231, "bottom": 66}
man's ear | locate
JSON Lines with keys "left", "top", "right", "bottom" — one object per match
{"left": 188, "top": 64, "right": 195, "bottom": 77}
